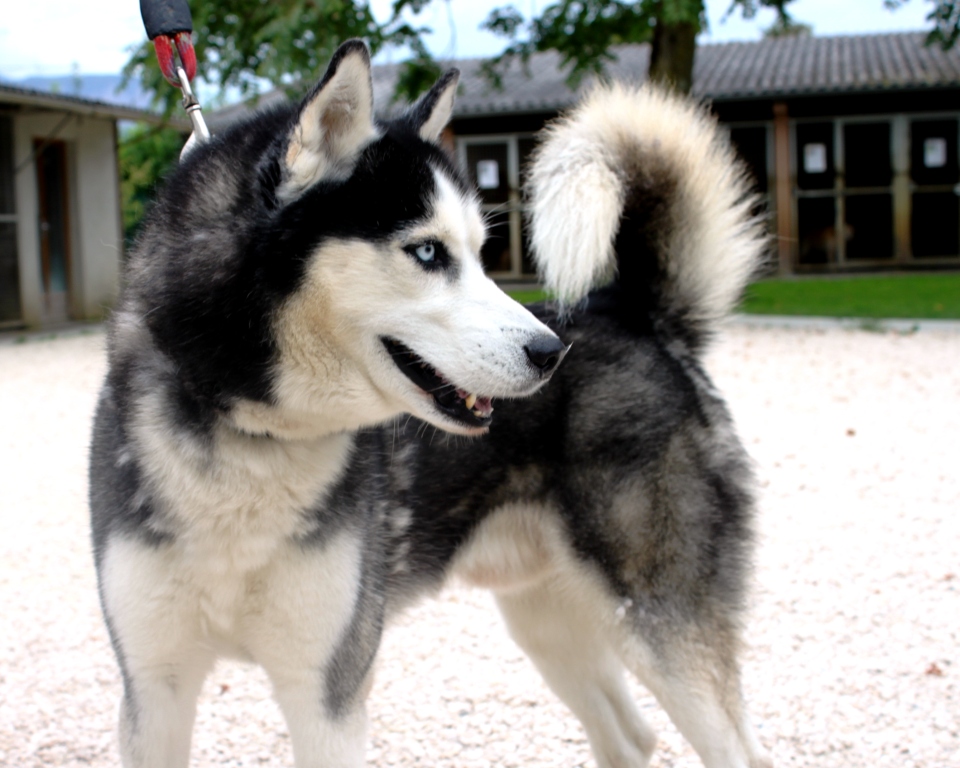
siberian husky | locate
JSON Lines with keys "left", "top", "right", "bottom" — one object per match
{"left": 90, "top": 39, "right": 770, "bottom": 768}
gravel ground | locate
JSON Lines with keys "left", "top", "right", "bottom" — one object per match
{"left": 1, "top": 323, "right": 957, "bottom": 767}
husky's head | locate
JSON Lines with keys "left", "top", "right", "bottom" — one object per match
{"left": 128, "top": 40, "right": 566, "bottom": 439}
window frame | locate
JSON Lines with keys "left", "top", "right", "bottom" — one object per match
{"left": 791, "top": 111, "right": 960, "bottom": 267}
{"left": 456, "top": 133, "right": 538, "bottom": 280}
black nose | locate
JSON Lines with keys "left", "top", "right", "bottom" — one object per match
{"left": 524, "top": 335, "right": 567, "bottom": 376}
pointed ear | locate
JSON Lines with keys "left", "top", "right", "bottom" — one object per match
{"left": 410, "top": 69, "right": 460, "bottom": 143}
{"left": 281, "top": 40, "right": 375, "bottom": 198}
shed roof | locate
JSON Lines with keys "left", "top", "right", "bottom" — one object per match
{"left": 0, "top": 82, "right": 166, "bottom": 124}
{"left": 693, "top": 31, "right": 960, "bottom": 100}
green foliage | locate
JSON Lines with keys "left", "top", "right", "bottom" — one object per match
{"left": 763, "top": 17, "right": 812, "bottom": 37}
{"left": 479, "top": 0, "right": 795, "bottom": 87}
{"left": 887, "top": 0, "right": 960, "bottom": 48}
{"left": 740, "top": 274, "right": 960, "bottom": 319}
{"left": 479, "top": 1, "right": 658, "bottom": 88}
{"left": 506, "top": 289, "right": 549, "bottom": 304}
{"left": 119, "top": 125, "right": 185, "bottom": 245}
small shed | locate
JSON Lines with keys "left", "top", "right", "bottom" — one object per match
{"left": 0, "top": 85, "right": 160, "bottom": 329}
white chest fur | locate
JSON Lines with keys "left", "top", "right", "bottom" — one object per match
{"left": 129, "top": 391, "right": 354, "bottom": 576}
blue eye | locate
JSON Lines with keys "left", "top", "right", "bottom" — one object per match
{"left": 404, "top": 240, "right": 448, "bottom": 270}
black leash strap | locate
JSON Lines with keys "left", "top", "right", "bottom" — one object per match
{"left": 139, "top": 0, "right": 193, "bottom": 40}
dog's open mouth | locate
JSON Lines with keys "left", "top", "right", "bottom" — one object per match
{"left": 381, "top": 337, "right": 494, "bottom": 428}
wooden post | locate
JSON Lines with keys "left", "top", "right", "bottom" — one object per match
{"left": 891, "top": 115, "right": 912, "bottom": 263}
{"left": 773, "top": 103, "right": 793, "bottom": 275}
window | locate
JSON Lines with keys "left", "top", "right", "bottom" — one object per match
{"left": 796, "top": 119, "right": 897, "bottom": 265}
{"left": 798, "top": 197, "right": 838, "bottom": 264}
{"left": 910, "top": 120, "right": 958, "bottom": 186}
{"left": 458, "top": 135, "right": 539, "bottom": 278}
{"left": 845, "top": 194, "right": 894, "bottom": 260}
{"left": 912, "top": 192, "right": 960, "bottom": 257}
{"left": 796, "top": 123, "right": 835, "bottom": 191}
{"left": 729, "top": 126, "right": 770, "bottom": 194}
{"left": 844, "top": 123, "right": 892, "bottom": 188}
{"left": 803, "top": 144, "right": 828, "bottom": 174}
{"left": 924, "top": 138, "right": 948, "bottom": 169}
{"left": 843, "top": 122, "right": 894, "bottom": 260}
{"left": 910, "top": 119, "right": 959, "bottom": 258}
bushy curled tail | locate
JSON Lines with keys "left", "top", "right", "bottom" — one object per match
{"left": 527, "top": 83, "right": 767, "bottom": 352}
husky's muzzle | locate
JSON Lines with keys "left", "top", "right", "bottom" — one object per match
{"left": 381, "top": 334, "right": 567, "bottom": 429}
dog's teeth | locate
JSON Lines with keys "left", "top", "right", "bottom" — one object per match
{"left": 465, "top": 393, "right": 477, "bottom": 410}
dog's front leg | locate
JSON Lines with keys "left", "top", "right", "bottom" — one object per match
{"left": 99, "top": 539, "right": 216, "bottom": 768}
{"left": 117, "top": 651, "right": 215, "bottom": 768}
{"left": 269, "top": 677, "right": 369, "bottom": 768}
{"left": 245, "top": 530, "right": 378, "bottom": 768}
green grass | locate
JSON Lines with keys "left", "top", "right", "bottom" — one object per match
{"left": 509, "top": 275, "right": 960, "bottom": 319}
{"left": 506, "top": 289, "right": 548, "bottom": 304}
{"left": 740, "top": 274, "right": 960, "bottom": 319}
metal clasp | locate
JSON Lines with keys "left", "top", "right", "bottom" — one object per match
{"left": 176, "top": 67, "right": 210, "bottom": 158}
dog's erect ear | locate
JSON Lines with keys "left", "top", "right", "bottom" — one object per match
{"left": 281, "top": 39, "right": 375, "bottom": 198}
{"left": 409, "top": 69, "right": 460, "bottom": 143}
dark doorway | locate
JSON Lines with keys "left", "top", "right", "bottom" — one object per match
{"left": 34, "top": 140, "right": 72, "bottom": 321}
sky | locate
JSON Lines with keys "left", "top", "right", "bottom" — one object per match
{"left": 0, "top": 0, "right": 937, "bottom": 80}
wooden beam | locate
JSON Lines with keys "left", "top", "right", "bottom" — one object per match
{"left": 773, "top": 102, "right": 793, "bottom": 275}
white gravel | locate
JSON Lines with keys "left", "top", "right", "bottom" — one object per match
{"left": 1, "top": 323, "right": 957, "bottom": 767}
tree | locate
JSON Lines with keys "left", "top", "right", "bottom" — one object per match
{"left": 763, "top": 16, "right": 813, "bottom": 38}
{"left": 476, "top": 0, "right": 790, "bottom": 94}
{"left": 125, "top": 0, "right": 960, "bottom": 108}
{"left": 119, "top": 125, "right": 185, "bottom": 245}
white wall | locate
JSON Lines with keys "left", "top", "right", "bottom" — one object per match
{"left": 13, "top": 111, "right": 122, "bottom": 326}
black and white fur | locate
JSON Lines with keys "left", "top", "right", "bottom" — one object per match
{"left": 90, "top": 40, "right": 770, "bottom": 768}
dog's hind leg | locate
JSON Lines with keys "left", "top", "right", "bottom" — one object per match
{"left": 495, "top": 580, "right": 658, "bottom": 768}
{"left": 618, "top": 627, "right": 771, "bottom": 768}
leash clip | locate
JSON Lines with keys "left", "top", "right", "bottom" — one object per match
{"left": 176, "top": 66, "right": 210, "bottom": 157}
